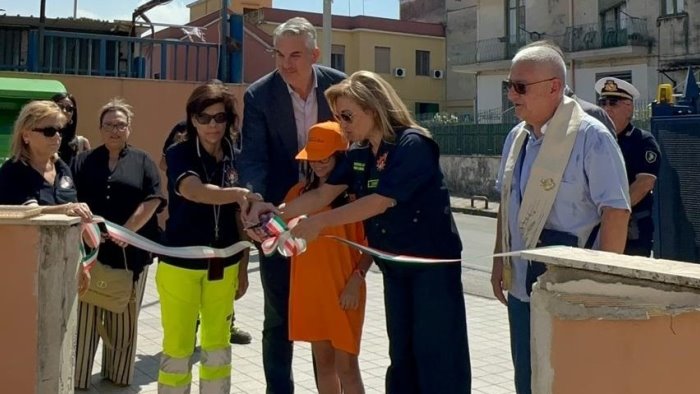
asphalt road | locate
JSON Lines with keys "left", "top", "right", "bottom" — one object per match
{"left": 455, "top": 213, "right": 498, "bottom": 299}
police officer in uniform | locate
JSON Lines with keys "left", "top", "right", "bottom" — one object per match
{"left": 595, "top": 77, "right": 661, "bottom": 256}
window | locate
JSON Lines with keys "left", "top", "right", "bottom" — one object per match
{"left": 662, "top": 0, "right": 684, "bottom": 15}
{"left": 600, "top": 3, "right": 627, "bottom": 31}
{"left": 507, "top": 0, "right": 526, "bottom": 44}
{"left": 415, "top": 50, "right": 430, "bottom": 76}
{"left": 375, "top": 46, "right": 391, "bottom": 74}
{"left": 331, "top": 45, "right": 345, "bottom": 72}
{"left": 415, "top": 102, "right": 439, "bottom": 116}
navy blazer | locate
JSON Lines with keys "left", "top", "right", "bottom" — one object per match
{"left": 239, "top": 64, "right": 346, "bottom": 205}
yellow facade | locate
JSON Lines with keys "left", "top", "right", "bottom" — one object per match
{"left": 187, "top": 0, "right": 271, "bottom": 22}
{"left": 258, "top": 23, "right": 446, "bottom": 114}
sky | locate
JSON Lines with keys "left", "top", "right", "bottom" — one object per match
{"left": 0, "top": 0, "right": 400, "bottom": 26}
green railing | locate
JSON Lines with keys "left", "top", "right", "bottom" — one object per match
{"left": 420, "top": 100, "right": 652, "bottom": 156}
{"left": 561, "top": 16, "right": 650, "bottom": 52}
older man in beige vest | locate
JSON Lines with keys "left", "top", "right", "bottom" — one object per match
{"left": 491, "top": 45, "right": 631, "bottom": 394}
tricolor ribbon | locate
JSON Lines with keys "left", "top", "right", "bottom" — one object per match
{"left": 260, "top": 215, "right": 307, "bottom": 257}
{"left": 79, "top": 217, "right": 254, "bottom": 269}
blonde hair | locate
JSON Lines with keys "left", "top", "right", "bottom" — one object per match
{"left": 324, "top": 71, "right": 431, "bottom": 144}
{"left": 99, "top": 97, "right": 134, "bottom": 128}
{"left": 10, "top": 100, "right": 67, "bottom": 163}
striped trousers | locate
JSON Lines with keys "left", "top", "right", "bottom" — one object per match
{"left": 74, "top": 265, "right": 149, "bottom": 389}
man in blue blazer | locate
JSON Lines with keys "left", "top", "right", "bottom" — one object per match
{"left": 239, "top": 17, "right": 346, "bottom": 394}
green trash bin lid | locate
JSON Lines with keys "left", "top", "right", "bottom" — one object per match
{"left": 0, "top": 77, "right": 66, "bottom": 100}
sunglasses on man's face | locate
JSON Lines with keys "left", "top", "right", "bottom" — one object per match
{"left": 504, "top": 77, "right": 557, "bottom": 95}
{"left": 194, "top": 112, "right": 227, "bottom": 125}
{"left": 32, "top": 126, "right": 63, "bottom": 137}
{"left": 334, "top": 111, "right": 354, "bottom": 124}
{"left": 598, "top": 98, "right": 625, "bottom": 107}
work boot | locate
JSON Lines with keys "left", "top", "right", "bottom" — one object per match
{"left": 230, "top": 325, "right": 252, "bottom": 345}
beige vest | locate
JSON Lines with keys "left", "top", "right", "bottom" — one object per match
{"left": 500, "top": 96, "right": 585, "bottom": 289}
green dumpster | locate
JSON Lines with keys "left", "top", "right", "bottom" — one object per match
{"left": 0, "top": 77, "right": 67, "bottom": 164}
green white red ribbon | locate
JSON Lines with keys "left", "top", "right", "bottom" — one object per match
{"left": 260, "top": 215, "right": 307, "bottom": 257}
{"left": 79, "top": 218, "right": 254, "bottom": 269}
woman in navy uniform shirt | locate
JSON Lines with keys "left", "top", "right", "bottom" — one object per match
{"left": 250, "top": 71, "right": 471, "bottom": 393}
{"left": 0, "top": 100, "right": 93, "bottom": 290}
{"left": 157, "top": 82, "right": 257, "bottom": 393}
{"left": 71, "top": 98, "right": 166, "bottom": 390}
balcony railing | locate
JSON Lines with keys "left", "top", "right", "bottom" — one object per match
{"left": 0, "top": 28, "right": 220, "bottom": 81}
{"left": 449, "top": 35, "right": 530, "bottom": 66}
{"left": 561, "top": 16, "right": 650, "bottom": 52}
{"left": 450, "top": 16, "right": 650, "bottom": 67}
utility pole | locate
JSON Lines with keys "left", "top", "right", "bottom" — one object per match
{"left": 220, "top": 0, "right": 229, "bottom": 82}
{"left": 322, "top": 0, "right": 332, "bottom": 67}
{"left": 73, "top": 0, "right": 78, "bottom": 18}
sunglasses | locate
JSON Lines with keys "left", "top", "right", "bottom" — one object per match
{"left": 598, "top": 98, "right": 626, "bottom": 107}
{"left": 59, "top": 105, "right": 75, "bottom": 114}
{"left": 334, "top": 111, "right": 354, "bottom": 124}
{"left": 195, "top": 112, "right": 227, "bottom": 125}
{"left": 32, "top": 126, "right": 63, "bottom": 137}
{"left": 504, "top": 77, "right": 557, "bottom": 95}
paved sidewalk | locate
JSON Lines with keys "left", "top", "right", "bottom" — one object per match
{"left": 83, "top": 255, "right": 514, "bottom": 393}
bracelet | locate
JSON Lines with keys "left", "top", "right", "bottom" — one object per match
{"left": 353, "top": 268, "right": 366, "bottom": 279}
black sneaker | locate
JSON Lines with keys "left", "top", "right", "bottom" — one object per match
{"left": 230, "top": 326, "right": 252, "bottom": 345}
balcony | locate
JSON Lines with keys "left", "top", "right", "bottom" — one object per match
{"left": 449, "top": 35, "right": 530, "bottom": 71}
{"left": 561, "top": 16, "right": 651, "bottom": 54}
{"left": 0, "top": 27, "right": 220, "bottom": 81}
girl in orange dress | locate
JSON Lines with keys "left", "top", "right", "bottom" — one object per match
{"left": 284, "top": 121, "right": 372, "bottom": 394}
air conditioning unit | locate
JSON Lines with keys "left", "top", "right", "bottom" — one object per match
{"left": 432, "top": 69, "right": 444, "bottom": 79}
{"left": 393, "top": 67, "right": 406, "bottom": 78}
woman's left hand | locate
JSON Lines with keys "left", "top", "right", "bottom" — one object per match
{"left": 78, "top": 268, "right": 91, "bottom": 296}
{"left": 236, "top": 270, "right": 249, "bottom": 300}
{"left": 66, "top": 202, "right": 93, "bottom": 222}
{"left": 290, "top": 216, "right": 322, "bottom": 242}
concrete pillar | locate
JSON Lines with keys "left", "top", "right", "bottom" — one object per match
{"left": 0, "top": 214, "right": 81, "bottom": 393}
{"left": 524, "top": 247, "right": 700, "bottom": 394}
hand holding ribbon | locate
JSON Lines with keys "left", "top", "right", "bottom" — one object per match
{"left": 259, "top": 215, "right": 308, "bottom": 257}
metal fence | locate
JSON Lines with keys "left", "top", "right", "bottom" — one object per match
{"left": 420, "top": 100, "right": 652, "bottom": 156}
{"left": 0, "top": 28, "right": 220, "bottom": 81}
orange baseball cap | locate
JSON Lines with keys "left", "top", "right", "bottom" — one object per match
{"left": 296, "top": 121, "right": 348, "bottom": 161}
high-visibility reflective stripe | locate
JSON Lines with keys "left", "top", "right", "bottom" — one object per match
{"left": 200, "top": 347, "right": 231, "bottom": 367}
{"left": 158, "top": 381, "right": 192, "bottom": 394}
{"left": 200, "top": 376, "right": 231, "bottom": 393}
{"left": 160, "top": 354, "right": 191, "bottom": 374}
{"left": 158, "top": 370, "right": 192, "bottom": 392}
{"left": 200, "top": 347, "right": 232, "bottom": 383}
{"left": 200, "top": 364, "right": 231, "bottom": 381}
{"left": 159, "top": 355, "right": 192, "bottom": 389}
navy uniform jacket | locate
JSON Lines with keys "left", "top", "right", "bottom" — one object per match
{"left": 618, "top": 123, "right": 661, "bottom": 241}
{"left": 327, "top": 128, "right": 462, "bottom": 260}
{"left": 0, "top": 158, "right": 77, "bottom": 205}
{"left": 163, "top": 137, "right": 243, "bottom": 269}
{"left": 238, "top": 64, "right": 346, "bottom": 205}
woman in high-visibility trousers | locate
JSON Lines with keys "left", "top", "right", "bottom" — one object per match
{"left": 158, "top": 81, "right": 255, "bottom": 393}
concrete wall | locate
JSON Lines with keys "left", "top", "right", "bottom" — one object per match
{"left": 400, "top": 0, "right": 446, "bottom": 23}
{"left": 477, "top": 0, "right": 505, "bottom": 40}
{"left": 440, "top": 155, "right": 500, "bottom": 199}
{"left": 446, "top": 0, "right": 477, "bottom": 113}
{"left": 0, "top": 216, "right": 82, "bottom": 393}
{"left": 476, "top": 73, "right": 508, "bottom": 114}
